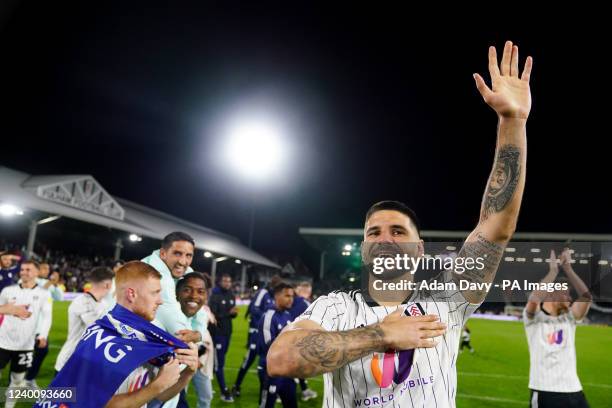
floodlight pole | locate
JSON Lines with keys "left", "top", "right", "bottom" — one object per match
{"left": 240, "top": 264, "right": 247, "bottom": 295}
{"left": 244, "top": 194, "right": 256, "bottom": 295}
{"left": 248, "top": 205, "right": 255, "bottom": 249}
{"left": 211, "top": 256, "right": 229, "bottom": 286}
{"left": 114, "top": 238, "right": 123, "bottom": 261}
{"left": 26, "top": 220, "right": 38, "bottom": 259}
{"left": 26, "top": 215, "right": 62, "bottom": 258}
{"left": 319, "top": 250, "right": 327, "bottom": 280}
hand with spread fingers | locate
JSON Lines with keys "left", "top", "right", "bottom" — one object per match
{"left": 474, "top": 40, "right": 533, "bottom": 119}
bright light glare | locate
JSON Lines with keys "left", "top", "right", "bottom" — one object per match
{"left": 224, "top": 118, "right": 286, "bottom": 180}
{"left": 204, "top": 251, "right": 213, "bottom": 258}
{"left": 129, "top": 234, "right": 142, "bottom": 242}
{"left": 0, "top": 204, "right": 24, "bottom": 217}
{"left": 235, "top": 259, "right": 242, "bottom": 264}
{"left": 343, "top": 244, "right": 352, "bottom": 251}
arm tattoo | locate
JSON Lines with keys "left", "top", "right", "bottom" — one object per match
{"left": 293, "top": 325, "right": 385, "bottom": 376}
{"left": 455, "top": 233, "right": 503, "bottom": 299}
{"left": 481, "top": 144, "right": 521, "bottom": 220}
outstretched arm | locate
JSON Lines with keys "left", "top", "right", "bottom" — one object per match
{"left": 456, "top": 41, "right": 532, "bottom": 303}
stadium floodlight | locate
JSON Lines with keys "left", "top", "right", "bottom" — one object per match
{"left": 343, "top": 244, "right": 352, "bottom": 251}
{"left": 504, "top": 257, "right": 515, "bottom": 262}
{"left": 505, "top": 247, "right": 516, "bottom": 253}
{"left": 204, "top": 251, "right": 213, "bottom": 258}
{"left": 348, "top": 276, "right": 356, "bottom": 282}
{"left": 530, "top": 248, "right": 541, "bottom": 253}
{"left": 223, "top": 116, "right": 287, "bottom": 182}
{"left": 253, "top": 285, "right": 259, "bottom": 290}
{"left": 446, "top": 246, "right": 456, "bottom": 251}
{"left": 0, "top": 203, "right": 24, "bottom": 217}
{"left": 235, "top": 259, "right": 242, "bottom": 264}
{"left": 129, "top": 234, "right": 142, "bottom": 242}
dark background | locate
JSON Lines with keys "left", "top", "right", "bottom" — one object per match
{"left": 1, "top": 3, "right": 609, "bottom": 269}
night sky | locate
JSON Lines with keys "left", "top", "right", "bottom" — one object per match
{"left": 1, "top": 3, "right": 609, "bottom": 261}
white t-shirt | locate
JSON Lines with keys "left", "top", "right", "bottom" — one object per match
{"left": 294, "top": 272, "right": 479, "bottom": 408}
{"left": 0, "top": 284, "right": 52, "bottom": 350}
{"left": 55, "top": 292, "right": 108, "bottom": 371}
{"left": 523, "top": 305, "right": 582, "bottom": 392}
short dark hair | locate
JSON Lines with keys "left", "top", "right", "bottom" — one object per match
{"left": 21, "top": 260, "right": 40, "bottom": 269}
{"left": 161, "top": 231, "right": 195, "bottom": 250}
{"left": 88, "top": 266, "right": 115, "bottom": 283}
{"left": 269, "top": 275, "right": 282, "bottom": 290}
{"left": 273, "top": 282, "right": 294, "bottom": 296}
{"left": 364, "top": 200, "right": 421, "bottom": 235}
{"left": 176, "top": 272, "right": 208, "bottom": 296}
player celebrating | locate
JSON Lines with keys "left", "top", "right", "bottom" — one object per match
{"left": 268, "top": 40, "right": 531, "bottom": 407}
{"left": 0, "top": 261, "right": 51, "bottom": 408}
{"left": 42, "top": 261, "right": 199, "bottom": 408}
{"left": 524, "top": 249, "right": 592, "bottom": 407}
{"left": 54, "top": 266, "right": 114, "bottom": 373}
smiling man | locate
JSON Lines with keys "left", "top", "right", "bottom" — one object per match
{"left": 142, "top": 232, "right": 205, "bottom": 345}
{"left": 0, "top": 260, "right": 51, "bottom": 408}
{"left": 175, "top": 272, "right": 214, "bottom": 408}
{"left": 268, "top": 40, "right": 532, "bottom": 407}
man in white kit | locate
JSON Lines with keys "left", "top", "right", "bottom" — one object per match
{"left": 268, "top": 40, "right": 532, "bottom": 407}
{"left": 524, "top": 248, "right": 591, "bottom": 407}
{"left": 0, "top": 260, "right": 52, "bottom": 408}
{"left": 54, "top": 266, "right": 114, "bottom": 373}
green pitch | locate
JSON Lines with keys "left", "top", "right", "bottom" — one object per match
{"left": 4, "top": 302, "right": 610, "bottom": 407}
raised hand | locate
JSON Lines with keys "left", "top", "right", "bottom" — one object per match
{"left": 548, "top": 249, "right": 560, "bottom": 275}
{"left": 560, "top": 247, "right": 573, "bottom": 268}
{"left": 474, "top": 41, "right": 533, "bottom": 119}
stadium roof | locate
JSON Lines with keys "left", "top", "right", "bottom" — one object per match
{"left": 0, "top": 166, "right": 280, "bottom": 268}
{"left": 299, "top": 227, "right": 612, "bottom": 252}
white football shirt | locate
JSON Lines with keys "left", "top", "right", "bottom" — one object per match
{"left": 523, "top": 305, "right": 582, "bottom": 392}
{"left": 0, "top": 284, "right": 52, "bottom": 350}
{"left": 294, "top": 271, "right": 479, "bottom": 408}
{"left": 55, "top": 292, "right": 108, "bottom": 371}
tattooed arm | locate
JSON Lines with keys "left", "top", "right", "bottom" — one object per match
{"left": 267, "top": 311, "right": 446, "bottom": 378}
{"left": 456, "top": 41, "right": 533, "bottom": 303}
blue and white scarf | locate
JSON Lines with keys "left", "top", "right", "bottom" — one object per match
{"left": 34, "top": 304, "right": 188, "bottom": 408}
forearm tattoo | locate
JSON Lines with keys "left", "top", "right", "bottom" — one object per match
{"left": 481, "top": 144, "right": 521, "bottom": 220}
{"left": 456, "top": 233, "right": 504, "bottom": 299}
{"left": 293, "top": 325, "right": 385, "bottom": 376}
